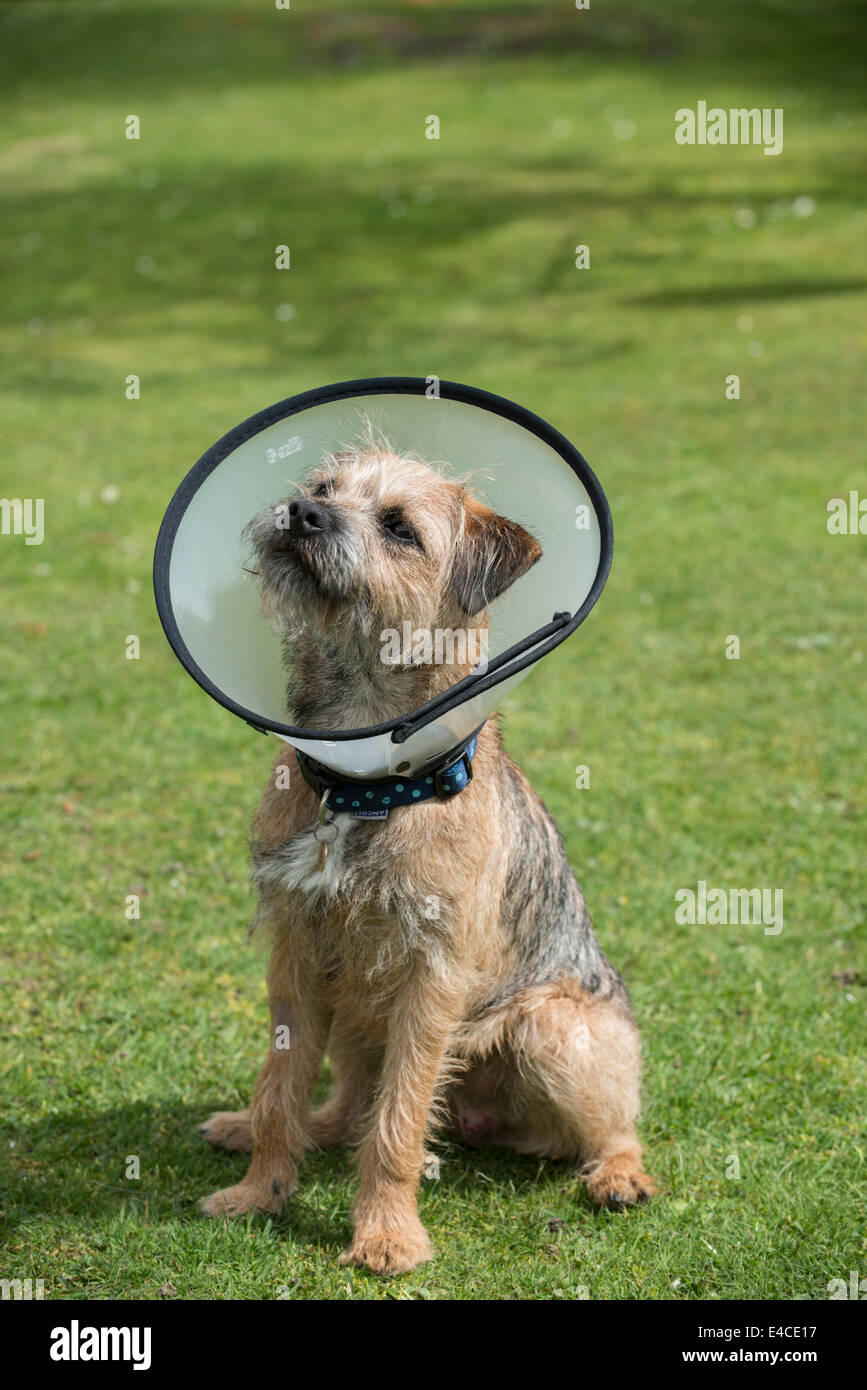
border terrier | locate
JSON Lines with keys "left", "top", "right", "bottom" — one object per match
{"left": 199, "top": 444, "right": 655, "bottom": 1274}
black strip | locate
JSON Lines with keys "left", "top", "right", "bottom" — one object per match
{"left": 152, "top": 377, "right": 614, "bottom": 743}
{"left": 390, "top": 613, "right": 571, "bottom": 742}
{"left": 295, "top": 726, "right": 481, "bottom": 800}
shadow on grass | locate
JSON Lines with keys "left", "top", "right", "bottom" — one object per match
{"left": 2, "top": 2, "right": 865, "bottom": 95}
{"left": 6, "top": 140, "right": 864, "bottom": 404}
{"left": 627, "top": 277, "right": 867, "bottom": 307}
{"left": 0, "top": 1100, "right": 581, "bottom": 1246}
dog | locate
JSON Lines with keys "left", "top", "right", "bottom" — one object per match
{"left": 199, "top": 442, "right": 655, "bottom": 1274}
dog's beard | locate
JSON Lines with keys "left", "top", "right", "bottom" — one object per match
{"left": 254, "top": 529, "right": 368, "bottom": 622}
{"left": 268, "top": 574, "right": 452, "bottom": 732}
{"left": 283, "top": 610, "right": 478, "bottom": 732}
{"left": 252, "top": 545, "right": 399, "bottom": 727}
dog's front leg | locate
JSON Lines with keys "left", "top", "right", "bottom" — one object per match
{"left": 340, "top": 972, "right": 458, "bottom": 1276}
{"left": 200, "top": 933, "right": 331, "bottom": 1218}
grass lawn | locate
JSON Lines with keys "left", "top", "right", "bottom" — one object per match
{"left": 1, "top": 0, "right": 864, "bottom": 1300}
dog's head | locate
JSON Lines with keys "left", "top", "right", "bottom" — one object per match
{"left": 246, "top": 447, "right": 541, "bottom": 646}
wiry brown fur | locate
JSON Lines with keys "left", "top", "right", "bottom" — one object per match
{"left": 199, "top": 445, "right": 655, "bottom": 1274}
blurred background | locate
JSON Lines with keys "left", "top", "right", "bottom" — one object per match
{"left": 1, "top": 0, "right": 864, "bottom": 1300}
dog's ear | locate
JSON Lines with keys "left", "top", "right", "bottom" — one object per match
{"left": 451, "top": 494, "right": 542, "bottom": 616}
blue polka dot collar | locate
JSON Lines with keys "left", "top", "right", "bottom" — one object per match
{"left": 295, "top": 731, "right": 481, "bottom": 818}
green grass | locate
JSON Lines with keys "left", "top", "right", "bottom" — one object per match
{"left": 1, "top": 0, "right": 865, "bottom": 1300}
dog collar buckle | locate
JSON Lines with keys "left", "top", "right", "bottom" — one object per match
{"left": 433, "top": 749, "right": 474, "bottom": 801}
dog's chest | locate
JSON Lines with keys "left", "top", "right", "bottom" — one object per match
{"left": 270, "top": 814, "right": 361, "bottom": 897}
{"left": 254, "top": 813, "right": 447, "bottom": 1006}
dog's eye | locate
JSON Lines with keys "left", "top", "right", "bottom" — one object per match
{"left": 381, "top": 510, "right": 419, "bottom": 546}
{"left": 312, "top": 481, "right": 331, "bottom": 498}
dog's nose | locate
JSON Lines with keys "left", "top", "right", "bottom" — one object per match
{"left": 287, "top": 499, "right": 329, "bottom": 535}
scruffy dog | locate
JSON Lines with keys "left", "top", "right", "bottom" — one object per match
{"left": 199, "top": 444, "right": 655, "bottom": 1274}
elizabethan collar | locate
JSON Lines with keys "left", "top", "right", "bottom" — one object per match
{"left": 153, "top": 378, "right": 613, "bottom": 781}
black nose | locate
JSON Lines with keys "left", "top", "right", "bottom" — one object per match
{"left": 288, "top": 498, "right": 330, "bottom": 535}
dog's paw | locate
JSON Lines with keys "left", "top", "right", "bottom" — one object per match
{"left": 339, "top": 1224, "right": 433, "bottom": 1276}
{"left": 584, "top": 1152, "right": 657, "bottom": 1210}
{"left": 198, "top": 1179, "right": 289, "bottom": 1219}
{"left": 199, "top": 1109, "right": 253, "bottom": 1152}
